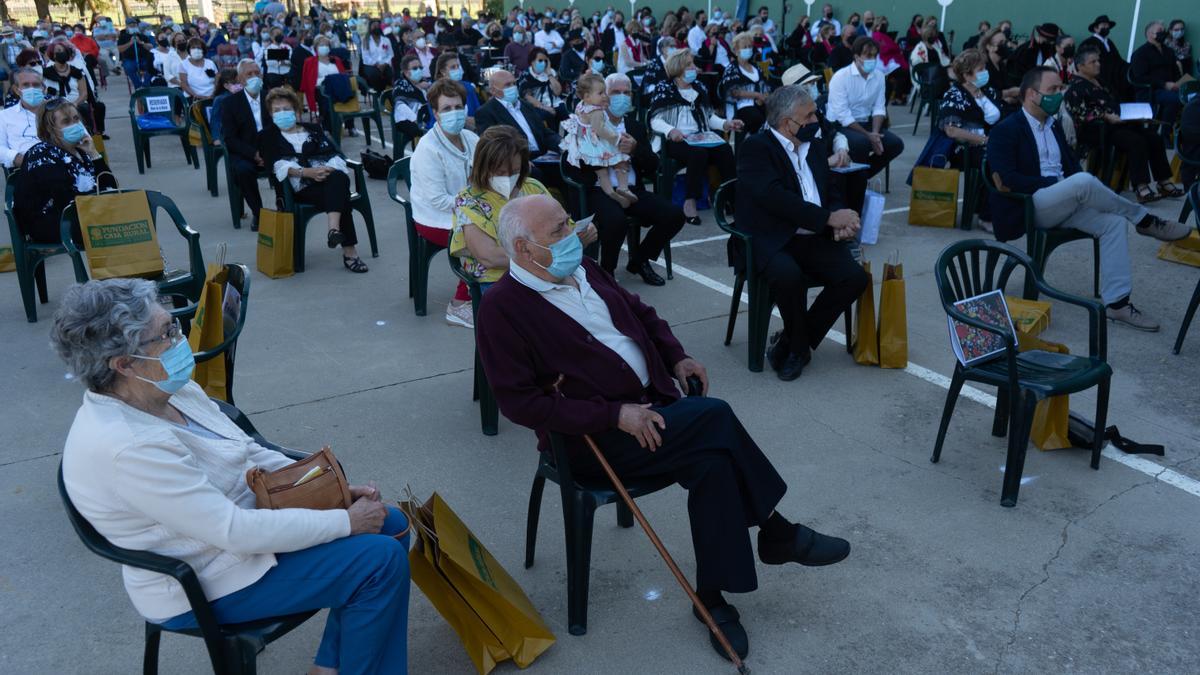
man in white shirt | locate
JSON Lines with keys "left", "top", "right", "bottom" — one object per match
{"left": 755, "top": 6, "right": 776, "bottom": 39}
{"left": 987, "top": 67, "right": 1189, "bottom": 331}
{"left": 810, "top": 4, "right": 841, "bottom": 40}
{"left": 686, "top": 12, "right": 707, "bottom": 55}
{"left": 0, "top": 68, "right": 46, "bottom": 169}
{"left": 825, "top": 37, "right": 902, "bottom": 178}
{"left": 533, "top": 18, "right": 564, "bottom": 68}
{"left": 478, "top": 193, "right": 851, "bottom": 663}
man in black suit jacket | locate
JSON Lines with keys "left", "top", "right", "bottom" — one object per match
{"left": 559, "top": 29, "right": 588, "bottom": 83}
{"left": 562, "top": 72, "right": 685, "bottom": 285}
{"left": 289, "top": 36, "right": 313, "bottom": 90}
{"left": 736, "top": 86, "right": 867, "bottom": 380}
{"left": 476, "top": 68, "right": 564, "bottom": 192}
{"left": 220, "top": 60, "right": 267, "bottom": 230}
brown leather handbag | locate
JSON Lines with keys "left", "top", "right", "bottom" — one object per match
{"left": 245, "top": 446, "right": 353, "bottom": 510}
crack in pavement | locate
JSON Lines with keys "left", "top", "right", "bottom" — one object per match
{"left": 0, "top": 451, "right": 62, "bottom": 469}
{"left": 247, "top": 366, "right": 474, "bottom": 416}
{"left": 990, "top": 476, "right": 1159, "bottom": 674}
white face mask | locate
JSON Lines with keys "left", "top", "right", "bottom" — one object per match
{"left": 489, "top": 173, "right": 520, "bottom": 197}
{"left": 189, "top": 48, "right": 203, "bottom": 60}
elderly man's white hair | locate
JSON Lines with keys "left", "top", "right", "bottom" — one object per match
{"left": 604, "top": 72, "right": 631, "bottom": 90}
{"left": 498, "top": 194, "right": 564, "bottom": 258}
{"left": 236, "top": 58, "right": 259, "bottom": 75}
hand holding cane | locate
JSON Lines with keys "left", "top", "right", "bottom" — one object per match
{"left": 549, "top": 375, "right": 750, "bottom": 673}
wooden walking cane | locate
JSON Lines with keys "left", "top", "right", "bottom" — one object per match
{"left": 550, "top": 376, "right": 751, "bottom": 674}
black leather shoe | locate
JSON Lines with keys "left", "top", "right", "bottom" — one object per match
{"left": 758, "top": 524, "right": 851, "bottom": 566}
{"left": 776, "top": 350, "right": 811, "bottom": 381}
{"left": 626, "top": 260, "right": 666, "bottom": 286}
{"left": 692, "top": 603, "right": 749, "bottom": 661}
{"left": 767, "top": 331, "right": 788, "bottom": 372}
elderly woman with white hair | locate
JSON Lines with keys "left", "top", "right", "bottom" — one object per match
{"left": 55, "top": 277, "right": 412, "bottom": 675}
{"left": 647, "top": 49, "right": 742, "bottom": 224}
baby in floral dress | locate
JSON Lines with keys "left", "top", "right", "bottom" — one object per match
{"left": 562, "top": 73, "right": 638, "bottom": 208}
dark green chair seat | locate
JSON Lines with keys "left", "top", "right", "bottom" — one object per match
{"left": 447, "top": 255, "right": 499, "bottom": 436}
{"left": 129, "top": 87, "right": 198, "bottom": 174}
{"left": 270, "top": 154, "right": 379, "bottom": 273}
{"left": 193, "top": 263, "right": 251, "bottom": 405}
{"left": 318, "top": 75, "right": 385, "bottom": 150}
{"left": 931, "top": 239, "right": 1112, "bottom": 507}
{"left": 713, "top": 179, "right": 852, "bottom": 372}
{"left": 387, "top": 157, "right": 445, "bottom": 315}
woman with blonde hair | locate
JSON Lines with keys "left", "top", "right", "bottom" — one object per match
{"left": 718, "top": 31, "right": 770, "bottom": 133}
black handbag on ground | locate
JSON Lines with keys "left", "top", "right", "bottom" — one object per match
{"left": 360, "top": 149, "right": 391, "bottom": 179}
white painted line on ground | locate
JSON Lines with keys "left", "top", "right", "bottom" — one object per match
{"left": 648, "top": 253, "right": 1200, "bottom": 498}
{"left": 669, "top": 234, "right": 729, "bottom": 249}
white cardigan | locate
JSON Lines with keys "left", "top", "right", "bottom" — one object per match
{"left": 62, "top": 382, "right": 351, "bottom": 622}
{"left": 409, "top": 125, "right": 479, "bottom": 230}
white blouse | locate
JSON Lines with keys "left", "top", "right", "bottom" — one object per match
{"left": 180, "top": 58, "right": 217, "bottom": 97}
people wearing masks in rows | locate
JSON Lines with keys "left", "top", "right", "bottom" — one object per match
{"left": 0, "top": 68, "right": 47, "bottom": 169}
{"left": 1079, "top": 14, "right": 1127, "bottom": 97}
{"left": 1130, "top": 20, "right": 1184, "bottom": 131}
{"left": 44, "top": 41, "right": 105, "bottom": 139}
{"left": 827, "top": 37, "right": 904, "bottom": 180}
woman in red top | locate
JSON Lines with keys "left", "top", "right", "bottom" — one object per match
{"left": 872, "top": 16, "right": 911, "bottom": 104}
{"left": 300, "top": 35, "right": 348, "bottom": 112}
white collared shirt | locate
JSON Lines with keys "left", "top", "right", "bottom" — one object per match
{"left": 509, "top": 262, "right": 650, "bottom": 386}
{"left": 0, "top": 103, "right": 40, "bottom": 168}
{"left": 362, "top": 36, "right": 391, "bottom": 66}
{"left": 608, "top": 116, "right": 636, "bottom": 188}
{"left": 1022, "top": 108, "right": 1062, "bottom": 180}
{"left": 768, "top": 126, "right": 821, "bottom": 235}
{"left": 534, "top": 29, "right": 563, "bottom": 54}
{"left": 500, "top": 98, "right": 540, "bottom": 152}
{"left": 1092, "top": 33, "right": 1111, "bottom": 51}
{"left": 245, "top": 90, "right": 262, "bottom": 132}
{"left": 826, "top": 63, "right": 887, "bottom": 127}
{"left": 686, "top": 24, "right": 705, "bottom": 54}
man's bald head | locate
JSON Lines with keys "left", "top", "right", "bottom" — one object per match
{"left": 488, "top": 68, "right": 516, "bottom": 97}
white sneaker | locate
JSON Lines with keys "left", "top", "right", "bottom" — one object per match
{"left": 445, "top": 300, "right": 474, "bottom": 329}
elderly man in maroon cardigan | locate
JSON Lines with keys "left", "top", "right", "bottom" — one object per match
{"left": 476, "top": 195, "right": 851, "bottom": 663}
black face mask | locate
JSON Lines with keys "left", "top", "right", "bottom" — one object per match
{"left": 53, "top": 51, "right": 70, "bottom": 64}
{"left": 1002, "top": 27, "right": 1012, "bottom": 39}
{"left": 1097, "top": 26, "right": 1110, "bottom": 38}
{"left": 850, "top": 20, "right": 859, "bottom": 27}
{"left": 1154, "top": 29, "right": 1167, "bottom": 43}
{"left": 865, "top": 20, "right": 874, "bottom": 29}
{"left": 158, "top": 38, "right": 169, "bottom": 46}
{"left": 572, "top": 40, "right": 584, "bottom": 50}
{"left": 792, "top": 120, "right": 820, "bottom": 144}
{"left": 273, "top": 34, "right": 284, "bottom": 43}
{"left": 1062, "top": 45, "right": 1075, "bottom": 59}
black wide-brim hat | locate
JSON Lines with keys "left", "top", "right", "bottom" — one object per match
{"left": 1088, "top": 15, "right": 1116, "bottom": 33}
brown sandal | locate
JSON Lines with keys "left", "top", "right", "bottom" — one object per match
{"left": 1156, "top": 182, "right": 1184, "bottom": 199}
{"left": 1135, "top": 186, "right": 1160, "bottom": 204}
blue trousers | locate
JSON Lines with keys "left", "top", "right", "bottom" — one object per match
{"left": 122, "top": 60, "right": 148, "bottom": 89}
{"left": 162, "top": 506, "right": 411, "bottom": 674}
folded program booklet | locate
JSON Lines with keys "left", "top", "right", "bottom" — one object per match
{"left": 946, "top": 289, "right": 1016, "bottom": 366}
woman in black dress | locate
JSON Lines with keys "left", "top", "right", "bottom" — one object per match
{"left": 14, "top": 99, "right": 117, "bottom": 244}
{"left": 260, "top": 87, "right": 368, "bottom": 273}
{"left": 719, "top": 31, "right": 771, "bottom": 134}
{"left": 935, "top": 49, "right": 1003, "bottom": 229}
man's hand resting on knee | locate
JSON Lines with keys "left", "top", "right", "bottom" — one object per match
{"left": 348, "top": 497, "right": 387, "bottom": 535}
{"left": 619, "top": 404, "right": 667, "bottom": 451}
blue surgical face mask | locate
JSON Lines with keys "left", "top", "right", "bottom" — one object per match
{"left": 62, "top": 121, "right": 88, "bottom": 144}
{"left": 738, "top": 47, "right": 753, "bottom": 60}
{"left": 529, "top": 229, "right": 583, "bottom": 279}
{"left": 317, "top": 44, "right": 330, "bottom": 56}
{"left": 21, "top": 88, "right": 45, "bottom": 107}
{"left": 860, "top": 58, "right": 877, "bottom": 73}
{"left": 974, "top": 69, "right": 990, "bottom": 88}
{"left": 130, "top": 337, "right": 196, "bottom": 394}
{"left": 590, "top": 58, "right": 605, "bottom": 74}
{"left": 682, "top": 68, "right": 698, "bottom": 83}
{"left": 533, "top": 60, "right": 547, "bottom": 73}
{"left": 502, "top": 84, "right": 519, "bottom": 104}
{"left": 409, "top": 67, "right": 425, "bottom": 80}
{"left": 245, "top": 76, "right": 263, "bottom": 95}
{"left": 609, "top": 92, "right": 632, "bottom": 117}
{"left": 447, "top": 67, "right": 463, "bottom": 81}
{"left": 439, "top": 108, "right": 467, "bottom": 134}
{"left": 272, "top": 110, "right": 297, "bottom": 128}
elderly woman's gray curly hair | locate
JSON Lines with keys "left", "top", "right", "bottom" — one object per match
{"left": 50, "top": 278, "right": 162, "bottom": 392}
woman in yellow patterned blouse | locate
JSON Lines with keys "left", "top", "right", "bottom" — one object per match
{"left": 450, "top": 126, "right": 597, "bottom": 288}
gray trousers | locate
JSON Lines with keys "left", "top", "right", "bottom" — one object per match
{"left": 1031, "top": 173, "right": 1146, "bottom": 305}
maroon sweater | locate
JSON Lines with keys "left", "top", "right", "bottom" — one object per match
{"left": 476, "top": 259, "right": 689, "bottom": 452}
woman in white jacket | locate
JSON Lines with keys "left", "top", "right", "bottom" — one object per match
{"left": 55, "top": 278, "right": 411, "bottom": 675}
{"left": 410, "top": 79, "right": 479, "bottom": 328}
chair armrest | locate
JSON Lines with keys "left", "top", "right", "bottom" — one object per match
{"left": 345, "top": 158, "right": 367, "bottom": 193}
{"left": 1030, "top": 278, "right": 1107, "bottom": 360}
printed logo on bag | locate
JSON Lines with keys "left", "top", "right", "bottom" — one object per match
{"left": 468, "top": 535, "right": 498, "bottom": 589}
{"left": 86, "top": 220, "right": 154, "bottom": 248}
{"left": 911, "top": 190, "right": 955, "bottom": 202}
{"left": 145, "top": 96, "right": 171, "bottom": 113}
{"left": 258, "top": 233, "right": 273, "bottom": 248}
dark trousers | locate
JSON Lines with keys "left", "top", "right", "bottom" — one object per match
{"left": 122, "top": 59, "right": 148, "bottom": 89}
{"left": 591, "top": 182, "right": 684, "bottom": 274}
{"left": 530, "top": 157, "right": 567, "bottom": 194}
{"left": 360, "top": 63, "right": 392, "bottom": 92}
{"left": 1111, "top": 124, "right": 1173, "bottom": 186}
{"left": 734, "top": 105, "right": 767, "bottom": 134}
{"left": 664, "top": 139, "right": 735, "bottom": 200}
{"left": 294, "top": 171, "right": 358, "bottom": 247}
{"left": 78, "top": 100, "right": 107, "bottom": 134}
{"left": 580, "top": 396, "right": 788, "bottom": 593}
{"left": 1141, "top": 88, "right": 1181, "bottom": 128}
{"left": 842, "top": 125, "right": 904, "bottom": 178}
{"left": 763, "top": 235, "right": 869, "bottom": 357}
{"left": 231, "top": 156, "right": 264, "bottom": 225}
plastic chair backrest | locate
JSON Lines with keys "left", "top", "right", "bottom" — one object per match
{"left": 129, "top": 87, "right": 189, "bottom": 130}
{"left": 913, "top": 62, "right": 941, "bottom": 86}
{"left": 713, "top": 179, "right": 740, "bottom": 236}
{"left": 190, "top": 99, "right": 215, "bottom": 144}
{"left": 388, "top": 156, "right": 412, "bottom": 197}
{"left": 934, "top": 239, "right": 1028, "bottom": 309}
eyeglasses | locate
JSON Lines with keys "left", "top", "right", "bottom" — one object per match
{"left": 43, "top": 96, "right": 70, "bottom": 111}
{"left": 139, "top": 318, "right": 184, "bottom": 348}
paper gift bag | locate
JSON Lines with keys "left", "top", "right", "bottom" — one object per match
{"left": 1017, "top": 333, "right": 1072, "bottom": 450}
{"left": 853, "top": 261, "right": 879, "bottom": 365}
{"left": 188, "top": 245, "right": 229, "bottom": 400}
{"left": 860, "top": 187, "right": 885, "bottom": 245}
{"left": 1157, "top": 230, "right": 1200, "bottom": 268}
{"left": 256, "top": 209, "right": 294, "bottom": 278}
{"left": 0, "top": 246, "right": 13, "bottom": 273}
{"left": 1005, "top": 296, "right": 1052, "bottom": 337}
{"left": 907, "top": 165, "right": 959, "bottom": 228}
{"left": 1170, "top": 153, "right": 1183, "bottom": 184}
{"left": 400, "top": 493, "right": 555, "bottom": 674}
{"left": 878, "top": 255, "right": 907, "bottom": 368}
{"left": 76, "top": 190, "right": 165, "bottom": 280}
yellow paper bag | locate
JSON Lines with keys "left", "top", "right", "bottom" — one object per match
{"left": 878, "top": 257, "right": 907, "bottom": 368}
{"left": 0, "top": 245, "right": 14, "bottom": 273}
{"left": 76, "top": 191, "right": 165, "bottom": 280}
{"left": 188, "top": 252, "right": 229, "bottom": 400}
{"left": 853, "top": 261, "right": 879, "bottom": 365}
{"left": 1170, "top": 153, "right": 1183, "bottom": 184}
{"left": 1017, "top": 333, "right": 1072, "bottom": 450}
{"left": 1005, "top": 296, "right": 1052, "bottom": 336}
{"left": 1157, "top": 230, "right": 1200, "bottom": 268}
{"left": 333, "top": 76, "right": 363, "bottom": 114}
{"left": 401, "top": 493, "right": 555, "bottom": 674}
{"left": 908, "top": 165, "right": 959, "bottom": 228}
{"left": 256, "top": 209, "right": 294, "bottom": 278}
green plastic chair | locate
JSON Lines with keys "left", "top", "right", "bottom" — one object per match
{"left": 557, "top": 154, "right": 673, "bottom": 279}
{"left": 128, "top": 87, "right": 198, "bottom": 174}
{"left": 59, "top": 189, "right": 206, "bottom": 309}
{"left": 1173, "top": 184, "right": 1200, "bottom": 355}
{"left": 270, "top": 153, "right": 379, "bottom": 273}
{"left": 379, "top": 91, "right": 428, "bottom": 156}
{"left": 193, "top": 263, "right": 252, "bottom": 405}
{"left": 318, "top": 75, "right": 385, "bottom": 150}
{"left": 6, "top": 198, "right": 69, "bottom": 323}
{"left": 911, "top": 63, "right": 944, "bottom": 136}
{"left": 980, "top": 157, "right": 1100, "bottom": 301}
{"left": 932, "top": 240, "right": 1112, "bottom": 507}
{"left": 447, "top": 255, "right": 499, "bottom": 436}
{"left": 713, "top": 179, "right": 852, "bottom": 372}
{"left": 956, "top": 140, "right": 984, "bottom": 230}
{"left": 190, "top": 99, "right": 225, "bottom": 198}
{"left": 387, "top": 157, "right": 445, "bottom": 316}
